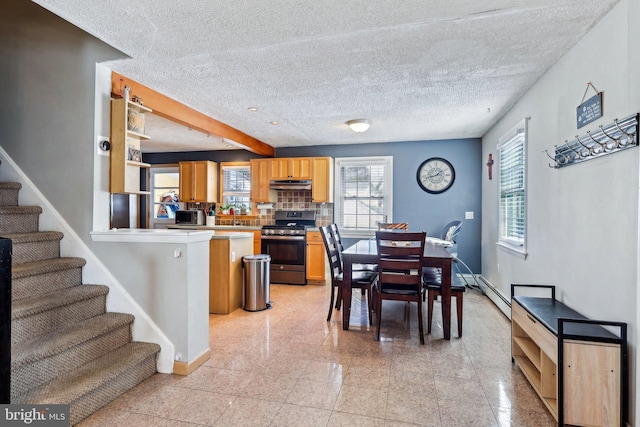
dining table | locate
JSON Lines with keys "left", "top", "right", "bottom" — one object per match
{"left": 341, "top": 238, "right": 455, "bottom": 339}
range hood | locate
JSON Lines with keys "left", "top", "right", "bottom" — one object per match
{"left": 269, "top": 179, "right": 312, "bottom": 190}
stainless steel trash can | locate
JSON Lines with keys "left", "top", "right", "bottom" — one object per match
{"left": 243, "top": 254, "right": 271, "bottom": 311}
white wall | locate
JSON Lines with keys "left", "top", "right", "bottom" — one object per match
{"left": 482, "top": 0, "right": 638, "bottom": 423}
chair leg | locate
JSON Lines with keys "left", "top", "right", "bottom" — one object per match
{"left": 427, "top": 290, "right": 435, "bottom": 334}
{"left": 335, "top": 287, "right": 342, "bottom": 310}
{"left": 366, "top": 288, "right": 374, "bottom": 326}
{"left": 327, "top": 283, "right": 335, "bottom": 322}
{"left": 457, "top": 293, "right": 463, "bottom": 337}
{"left": 375, "top": 290, "right": 382, "bottom": 341}
{"left": 417, "top": 297, "right": 424, "bottom": 345}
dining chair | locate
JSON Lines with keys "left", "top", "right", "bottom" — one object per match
{"left": 329, "top": 224, "right": 377, "bottom": 309}
{"left": 374, "top": 230, "right": 426, "bottom": 344}
{"left": 378, "top": 222, "right": 409, "bottom": 231}
{"left": 422, "top": 267, "right": 466, "bottom": 337}
{"left": 319, "top": 225, "right": 376, "bottom": 323}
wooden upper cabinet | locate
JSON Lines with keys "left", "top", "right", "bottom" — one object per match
{"left": 250, "top": 158, "right": 273, "bottom": 202}
{"left": 311, "top": 157, "right": 334, "bottom": 203}
{"left": 179, "top": 161, "right": 218, "bottom": 202}
{"left": 271, "top": 158, "right": 312, "bottom": 180}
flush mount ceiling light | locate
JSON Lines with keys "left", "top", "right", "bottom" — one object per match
{"left": 347, "top": 119, "right": 371, "bottom": 133}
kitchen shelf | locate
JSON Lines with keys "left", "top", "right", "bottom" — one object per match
{"left": 110, "top": 97, "right": 152, "bottom": 194}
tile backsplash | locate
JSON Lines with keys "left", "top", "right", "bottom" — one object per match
{"left": 187, "top": 190, "right": 333, "bottom": 227}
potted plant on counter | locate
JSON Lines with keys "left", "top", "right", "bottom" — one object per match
{"left": 219, "top": 204, "right": 232, "bottom": 215}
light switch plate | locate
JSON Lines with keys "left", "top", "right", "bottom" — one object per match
{"left": 465, "top": 211, "right": 474, "bottom": 219}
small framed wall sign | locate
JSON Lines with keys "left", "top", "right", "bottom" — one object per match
{"left": 577, "top": 83, "right": 603, "bottom": 129}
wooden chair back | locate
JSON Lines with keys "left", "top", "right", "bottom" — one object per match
{"left": 319, "top": 225, "right": 342, "bottom": 281}
{"left": 375, "top": 231, "right": 425, "bottom": 293}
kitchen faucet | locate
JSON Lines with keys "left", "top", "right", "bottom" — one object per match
{"left": 233, "top": 208, "right": 241, "bottom": 226}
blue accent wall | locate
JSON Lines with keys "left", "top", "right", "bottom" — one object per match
{"left": 145, "top": 138, "right": 482, "bottom": 272}
{"left": 281, "top": 139, "right": 482, "bottom": 272}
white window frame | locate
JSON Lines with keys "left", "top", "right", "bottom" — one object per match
{"left": 334, "top": 156, "right": 393, "bottom": 239}
{"left": 496, "top": 118, "right": 528, "bottom": 258}
{"left": 220, "top": 162, "right": 251, "bottom": 209}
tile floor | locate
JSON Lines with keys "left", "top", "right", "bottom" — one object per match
{"left": 78, "top": 283, "right": 556, "bottom": 427}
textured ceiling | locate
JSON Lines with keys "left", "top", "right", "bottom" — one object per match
{"left": 34, "top": 0, "right": 619, "bottom": 152}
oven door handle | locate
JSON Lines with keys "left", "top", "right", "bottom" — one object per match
{"left": 261, "top": 235, "right": 305, "bottom": 241}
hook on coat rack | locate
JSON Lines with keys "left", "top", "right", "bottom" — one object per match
{"left": 551, "top": 113, "right": 638, "bottom": 169}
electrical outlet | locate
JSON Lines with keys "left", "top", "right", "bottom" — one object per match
{"left": 231, "top": 251, "right": 236, "bottom": 262}
{"left": 175, "top": 352, "right": 183, "bottom": 361}
{"left": 465, "top": 211, "right": 474, "bottom": 220}
{"left": 173, "top": 248, "right": 181, "bottom": 258}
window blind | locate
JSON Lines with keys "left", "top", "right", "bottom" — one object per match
{"left": 498, "top": 119, "right": 527, "bottom": 249}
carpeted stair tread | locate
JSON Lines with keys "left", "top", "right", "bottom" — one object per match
{"left": 12, "top": 313, "right": 134, "bottom": 368}
{"left": 12, "top": 285, "right": 109, "bottom": 319}
{"left": 12, "top": 257, "right": 86, "bottom": 279}
{"left": 0, "top": 205, "right": 42, "bottom": 214}
{"left": 0, "top": 182, "right": 21, "bottom": 190}
{"left": 1, "top": 231, "right": 64, "bottom": 244}
{"left": 16, "top": 342, "right": 160, "bottom": 404}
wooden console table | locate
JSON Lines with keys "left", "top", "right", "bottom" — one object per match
{"left": 511, "top": 284, "right": 627, "bottom": 427}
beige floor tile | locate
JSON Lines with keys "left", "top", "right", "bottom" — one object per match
{"left": 162, "top": 388, "right": 235, "bottom": 425}
{"left": 385, "top": 389, "right": 441, "bottom": 426}
{"left": 342, "top": 365, "right": 391, "bottom": 390}
{"left": 270, "top": 403, "right": 332, "bottom": 427}
{"left": 435, "top": 377, "right": 489, "bottom": 407}
{"left": 327, "top": 411, "right": 386, "bottom": 427}
{"left": 262, "top": 354, "right": 313, "bottom": 378}
{"left": 493, "top": 405, "right": 557, "bottom": 427}
{"left": 301, "top": 360, "right": 346, "bottom": 383}
{"left": 76, "top": 282, "right": 562, "bottom": 427}
{"left": 333, "top": 385, "right": 388, "bottom": 418}
{"left": 438, "top": 402, "right": 499, "bottom": 427}
{"left": 285, "top": 378, "right": 342, "bottom": 409}
{"left": 240, "top": 373, "right": 299, "bottom": 402}
{"left": 214, "top": 396, "right": 282, "bottom": 427}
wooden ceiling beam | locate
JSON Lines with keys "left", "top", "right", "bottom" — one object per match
{"left": 111, "top": 71, "right": 275, "bottom": 156}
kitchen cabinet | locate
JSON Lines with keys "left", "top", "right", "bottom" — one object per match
{"left": 271, "top": 157, "right": 312, "bottom": 180}
{"left": 311, "top": 157, "right": 333, "bottom": 203}
{"left": 250, "top": 159, "right": 274, "bottom": 202}
{"left": 109, "top": 98, "right": 152, "bottom": 194}
{"left": 179, "top": 161, "right": 218, "bottom": 203}
{"left": 306, "top": 231, "right": 326, "bottom": 282}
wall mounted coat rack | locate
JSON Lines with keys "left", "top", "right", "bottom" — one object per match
{"left": 545, "top": 113, "right": 638, "bottom": 168}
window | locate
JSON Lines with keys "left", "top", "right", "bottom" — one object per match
{"left": 334, "top": 156, "right": 393, "bottom": 238}
{"left": 497, "top": 118, "right": 527, "bottom": 257}
{"left": 220, "top": 162, "right": 251, "bottom": 209}
{"left": 149, "top": 166, "right": 182, "bottom": 228}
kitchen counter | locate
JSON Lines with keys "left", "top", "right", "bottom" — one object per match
{"left": 168, "top": 225, "right": 255, "bottom": 239}
{"left": 170, "top": 224, "right": 262, "bottom": 231}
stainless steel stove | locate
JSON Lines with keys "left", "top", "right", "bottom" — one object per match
{"left": 261, "top": 211, "right": 316, "bottom": 285}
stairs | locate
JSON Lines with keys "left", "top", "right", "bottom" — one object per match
{"left": 2, "top": 181, "right": 160, "bottom": 425}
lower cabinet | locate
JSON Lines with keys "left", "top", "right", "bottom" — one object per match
{"left": 209, "top": 236, "right": 253, "bottom": 314}
{"left": 306, "top": 231, "right": 325, "bottom": 281}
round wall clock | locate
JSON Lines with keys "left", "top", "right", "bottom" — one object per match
{"left": 416, "top": 157, "right": 455, "bottom": 194}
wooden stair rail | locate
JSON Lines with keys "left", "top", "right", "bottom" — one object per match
{"left": 111, "top": 72, "right": 275, "bottom": 157}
